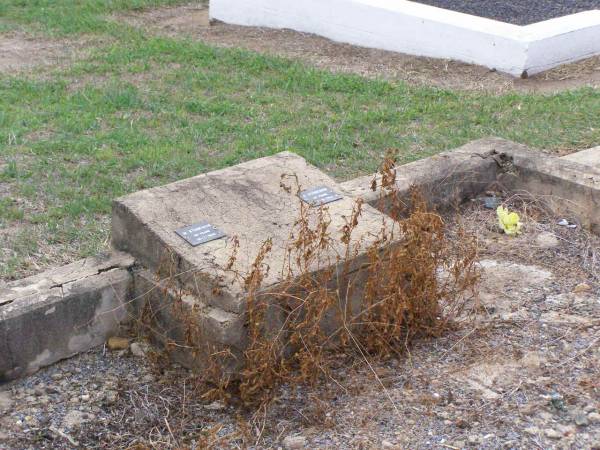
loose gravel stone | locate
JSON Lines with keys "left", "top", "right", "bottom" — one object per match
{"left": 524, "top": 426, "right": 540, "bottom": 436}
{"left": 573, "top": 411, "right": 590, "bottom": 426}
{"left": 589, "top": 412, "right": 600, "bottom": 424}
{"left": 107, "top": 336, "right": 129, "bottom": 350}
{"left": 283, "top": 435, "right": 307, "bottom": 449}
{"left": 130, "top": 342, "right": 149, "bottom": 357}
{"left": 414, "top": 0, "right": 600, "bottom": 25}
{"left": 536, "top": 231, "right": 560, "bottom": 249}
{"left": 545, "top": 428, "right": 563, "bottom": 439}
{"left": 0, "top": 391, "right": 13, "bottom": 413}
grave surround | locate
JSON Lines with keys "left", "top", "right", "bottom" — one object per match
{"left": 3, "top": 138, "right": 600, "bottom": 380}
{"left": 209, "top": 0, "right": 600, "bottom": 77}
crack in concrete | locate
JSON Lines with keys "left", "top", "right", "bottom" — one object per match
{"left": 48, "top": 263, "right": 132, "bottom": 290}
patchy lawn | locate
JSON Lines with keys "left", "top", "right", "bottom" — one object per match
{"left": 2, "top": 0, "right": 600, "bottom": 280}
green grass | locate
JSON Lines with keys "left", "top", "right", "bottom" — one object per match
{"left": 1, "top": 0, "right": 600, "bottom": 279}
{"left": 1, "top": 0, "right": 188, "bottom": 35}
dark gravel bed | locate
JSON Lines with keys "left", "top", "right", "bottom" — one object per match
{"left": 413, "top": 0, "right": 600, "bottom": 25}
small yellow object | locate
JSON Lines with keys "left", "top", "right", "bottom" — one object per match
{"left": 497, "top": 206, "right": 522, "bottom": 235}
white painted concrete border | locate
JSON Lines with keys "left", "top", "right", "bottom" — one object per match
{"left": 209, "top": 0, "right": 600, "bottom": 77}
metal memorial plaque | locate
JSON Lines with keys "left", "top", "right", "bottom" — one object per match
{"left": 175, "top": 221, "right": 226, "bottom": 247}
{"left": 299, "top": 186, "right": 343, "bottom": 207}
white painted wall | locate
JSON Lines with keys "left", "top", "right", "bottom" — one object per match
{"left": 524, "top": 11, "right": 600, "bottom": 75}
{"left": 209, "top": 0, "right": 600, "bottom": 77}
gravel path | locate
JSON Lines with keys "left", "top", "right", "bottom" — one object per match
{"left": 414, "top": 0, "right": 600, "bottom": 25}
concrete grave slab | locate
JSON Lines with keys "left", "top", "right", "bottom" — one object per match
{"left": 494, "top": 140, "right": 600, "bottom": 234}
{"left": 340, "top": 139, "right": 500, "bottom": 212}
{"left": 112, "top": 151, "right": 389, "bottom": 314}
{"left": 131, "top": 269, "right": 247, "bottom": 374}
{"left": 112, "top": 152, "right": 397, "bottom": 374}
{"left": 561, "top": 146, "right": 600, "bottom": 170}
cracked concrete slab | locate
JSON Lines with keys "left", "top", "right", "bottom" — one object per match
{"left": 340, "top": 138, "right": 500, "bottom": 211}
{"left": 0, "top": 253, "right": 134, "bottom": 381}
{"left": 112, "top": 151, "right": 391, "bottom": 314}
{"left": 0, "top": 251, "right": 134, "bottom": 307}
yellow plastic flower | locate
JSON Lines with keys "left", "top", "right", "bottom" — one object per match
{"left": 497, "top": 206, "right": 522, "bottom": 236}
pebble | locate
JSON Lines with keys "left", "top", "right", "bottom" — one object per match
{"left": 536, "top": 232, "right": 559, "bottom": 249}
{"left": 130, "top": 342, "right": 149, "bottom": 357}
{"left": 572, "top": 411, "right": 589, "bottom": 426}
{"left": 62, "top": 410, "right": 95, "bottom": 429}
{"left": 141, "top": 374, "right": 154, "bottom": 383}
{"left": 588, "top": 412, "right": 600, "bottom": 424}
{"left": 468, "top": 435, "right": 482, "bottom": 444}
{"left": 204, "top": 401, "right": 225, "bottom": 411}
{"left": 0, "top": 391, "right": 13, "bottom": 413}
{"left": 524, "top": 426, "right": 539, "bottom": 436}
{"left": 455, "top": 418, "right": 470, "bottom": 429}
{"left": 283, "top": 435, "right": 307, "bottom": 449}
{"left": 544, "top": 429, "right": 562, "bottom": 439}
{"left": 104, "top": 391, "right": 118, "bottom": 405}
{"left": 382, "top": 440, "right": 395, "bottom": 448}
{"left": 573, "top": 282, "right": 592, "bottom": 294}
{"left": 107, "top": 336, "right": 129, "bottom": 351}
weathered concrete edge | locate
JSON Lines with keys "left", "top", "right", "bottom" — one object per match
{"left": 341, "top": 136, "right": 600, "bottom": 235}
{"left": 497, "top": 143, "right": 600, "bottom": 234}
{"left": 0, "top": 253, "right": 135, "bottom": 382}
{"left": 340, "top": 138, "right": 503, "bottom": 211}
{"left": 132, "top": 269, "right": 246, "bottom": 375}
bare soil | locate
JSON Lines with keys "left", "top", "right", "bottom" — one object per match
{"left": 0, "top": 32, "right": 89, "bottom": 74}
{"left": 1, "top": 198, "right": 599, "bottom": 449}
{"left": 116, "top": 3, "right": 600, "bottom": 94}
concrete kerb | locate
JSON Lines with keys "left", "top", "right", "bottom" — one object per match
{"left": 3, "top": 137, "right": 600, "bottom": 381}
{"left": 0, "top": 252, "right": 135, "bottom": 381}
{"left": 496, "top": 141, "right": 600, "bottom": 234}
{"left": 210, "top": 0, "right": 600, "bottom": 77}
{"left": 340, "top": 139, "right": 501, "bottom": 211}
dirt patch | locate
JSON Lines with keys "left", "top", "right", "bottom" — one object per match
{"left": 116, "top": 4, "right": 600, "bottom": 93}
{"left": 0, "top": 32, "right": 87, "bottom": 74}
